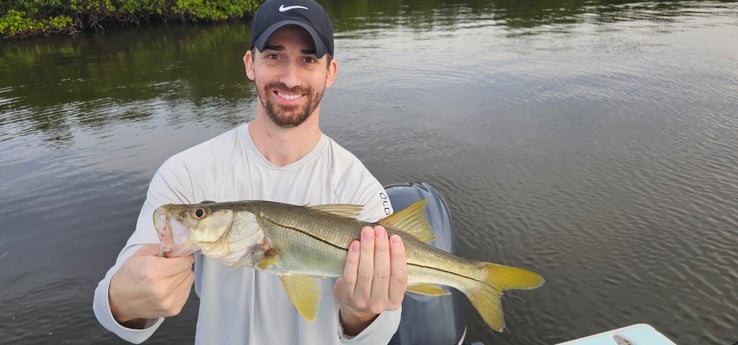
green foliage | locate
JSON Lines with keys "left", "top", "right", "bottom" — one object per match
{"left": 174, "top": 0, "right": 258, "bottom": 21}
{"left": 0, "top": 9, "right": 75, "bottom": 38}
{"left": 0, "top": 0, "right": 262, "bottom": 39}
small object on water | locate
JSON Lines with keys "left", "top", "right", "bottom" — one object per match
{"left": 613, "top": 333, "right": 635, "bottom": 345}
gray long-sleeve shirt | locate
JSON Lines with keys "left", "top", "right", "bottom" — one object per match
{"left": 93, "top": 123, "right": 399, "bottom": 344}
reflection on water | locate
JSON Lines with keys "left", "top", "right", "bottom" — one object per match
{"left": 1, "top": 1, "right": 737, "bottom": 344}
{"left": 0, "top": 24, "right": 254, "bottom": 148}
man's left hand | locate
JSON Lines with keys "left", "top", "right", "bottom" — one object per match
{"left": 334, "top": 225, "right": 408, "bottom": 336}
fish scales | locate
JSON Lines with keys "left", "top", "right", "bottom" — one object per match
{"left": 257, "top": 201, "right": 485, "bottom": 288}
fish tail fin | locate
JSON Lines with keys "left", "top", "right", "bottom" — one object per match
{"left": 464, "top": 263, "right": 544, "bottom": 332}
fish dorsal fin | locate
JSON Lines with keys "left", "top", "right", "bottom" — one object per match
{"left": 309, "top": 204, "right": 364, "bottom": 219}
{"left": 378, "top": 199, "right": 435, "bottom": 242}
{"left": 279, "top": 275, "right": 322, "bottom": 322}
{"left": 407, "top": 284, "right": 450, "bottom": 296}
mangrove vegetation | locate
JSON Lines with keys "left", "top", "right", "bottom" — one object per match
{"left": 0, "top": 0, "right": 262, "bottom": 39}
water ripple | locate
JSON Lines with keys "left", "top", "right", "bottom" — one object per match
{"left": 1, "top": 2, "right": 737, "bottom": 345}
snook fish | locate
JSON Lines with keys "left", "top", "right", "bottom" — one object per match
{"left": 154, "top": 199, "right": 544, "bottom": 332}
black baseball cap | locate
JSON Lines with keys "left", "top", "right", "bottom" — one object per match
{"left": 250, "top": 0, "right": 334, "bottom": 58}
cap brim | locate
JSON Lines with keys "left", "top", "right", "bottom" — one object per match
{"left": 253, "top": 20, "right": 329, "bottom": 58}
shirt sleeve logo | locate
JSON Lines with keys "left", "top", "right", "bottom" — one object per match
{"left": 380, "top": 192, "right": 391, "bottom": 215}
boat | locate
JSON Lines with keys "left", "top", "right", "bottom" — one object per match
{"left": 384, "top": 182, "right": 677, "bottom": 345}
{"left": 556, "top": 323, "right": 677, "bottom": 345}
{"left": 385, "top": 182, "right": 468, "bottom": 345}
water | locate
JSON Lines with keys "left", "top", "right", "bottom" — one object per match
{"left": 1, "top": 1, "right": 737, "bottom": 344}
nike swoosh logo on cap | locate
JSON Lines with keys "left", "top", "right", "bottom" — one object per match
{"left": 279, "top": 4, "right": 309, "bottom": 12}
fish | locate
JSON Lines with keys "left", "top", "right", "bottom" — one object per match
{"left": 154, "top": 199, "right": 544, "bottom": 332}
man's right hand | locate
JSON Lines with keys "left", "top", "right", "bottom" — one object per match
{"left": 109, "top": 244, "right": 195, "bottom": 328}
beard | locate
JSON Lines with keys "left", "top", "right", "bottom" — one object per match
{"left": 257, "top": 82, "right": 325, "bottom": 128}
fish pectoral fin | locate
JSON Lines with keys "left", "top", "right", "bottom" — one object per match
{"left": 309, "top": 204, "right": 364, "bottom": 219}
{"left": 279, "top": 275, "right": 322, "bottom": 322}
{"left": 256, "top": 256, "right": 279, "bottom": 270}
{"left": 407, "top": 284, "right": 450, "bottom": 296}
{"left": 256, "top": 248, "right": 280, "bottom": 270}
{"left": 378, "top": 199, "right": 435, "bottom": 242}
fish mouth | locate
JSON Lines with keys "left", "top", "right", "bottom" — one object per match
{"left": 154, "top": 207, "right": 201, "bottom": 257}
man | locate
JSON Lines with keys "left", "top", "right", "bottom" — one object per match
{"left": 92, "top": 0, "right": 408, "bottom": 343}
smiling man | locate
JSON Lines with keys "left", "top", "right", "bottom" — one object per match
{"left": 93, "top": 0, "right": 407, "bottom": 344}
{"left": 249, "top": 25, "right": 331, "bottom": 129}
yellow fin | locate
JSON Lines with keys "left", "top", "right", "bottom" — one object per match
{"left": 407, "top": 284, "right": 450, "bottom": 296}
{"left": 310, "top": 204, "right": 364, "bottom": 219}
{"left": 256, "top": 256, "right": 278, "bottom": 270}
{"left": 256, "top": 249, "right": 279, "bottom": 270}
{"left": 465, "top": 263, "right": 544, "bottom": 332}
{"left": 486, "top": 263, "right": 545, "bottom": 290}
{"left": 378, "top": 199, "right": 434, "bottom": 242}
{"left": 279, "top": 275, "right": 322, "bottom": 322}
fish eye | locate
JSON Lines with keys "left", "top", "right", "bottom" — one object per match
{"left": 192, "top": 208, "right": 208, "bottom": 219}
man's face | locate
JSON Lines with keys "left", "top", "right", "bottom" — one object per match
{"left": 245, "top": 26, "right": 337, "bottom": 128}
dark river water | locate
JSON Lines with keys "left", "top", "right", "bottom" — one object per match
{"left": 1, "top": 1, "right": 737, "bottom": 344}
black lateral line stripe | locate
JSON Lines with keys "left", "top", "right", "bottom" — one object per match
{"left": 262, "top": 216, "right": 348, "bottom": 251}
{"left": 408, "top": 262, "right": 476, "bottom": 281}
{"left": 262, "top": 216, "right": 479, "bottom": 283}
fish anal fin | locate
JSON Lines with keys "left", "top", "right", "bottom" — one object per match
{"left": 310, "top": 204, "right": 364, "bottom": 219}
{"left": 407, "top": 284, "right": 449, "bottom": 296}
{"left": 378, "top": 199, "right": 435, "bottom": 242}
{"left": 279, "top": 275, "right": 322, "bottom": 322}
